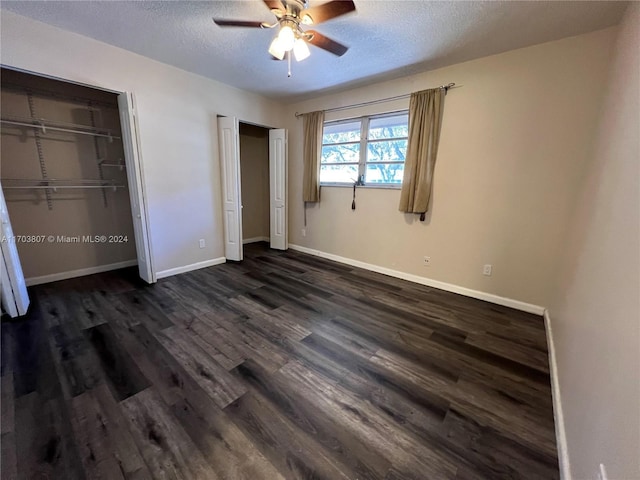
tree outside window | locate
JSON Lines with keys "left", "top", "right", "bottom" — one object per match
{"left": 320, "top": 113, "right": 408, "bottom": 186}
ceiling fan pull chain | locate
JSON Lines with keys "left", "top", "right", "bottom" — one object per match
{"left": 287, "top": 51, "right": 292, "bottom": 77}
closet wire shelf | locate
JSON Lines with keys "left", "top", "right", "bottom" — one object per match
{"left": 0, "top": 115, "right": 121, "bottom": 141}
{"left": 98, "top": 159, "right": 126, "bottom": 170}
{"left": 1, "top": 93, "right": 126, "bottom": 210}
{"left": 1, "top": 178, "right": 126, "bottom": 192}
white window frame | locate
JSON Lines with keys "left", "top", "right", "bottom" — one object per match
{"left": 320, "top": 111, "right": 408, "bottom": 188}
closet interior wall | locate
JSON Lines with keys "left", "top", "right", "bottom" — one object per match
{"left": 239, "top": 123, "right": 270, "bottom": 242}
{"left": 0, "top": 69, "right": 136, "bottom": 282}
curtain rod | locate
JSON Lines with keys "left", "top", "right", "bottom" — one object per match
{"left": 294, "top": 83, "right": 457, "bottom": 118}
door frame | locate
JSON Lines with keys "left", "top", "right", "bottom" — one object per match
{"left": 0, "top": 66, "right": 156, "bottom": 283}
{"left": 221, "top": 119, "right": 288, "bottom": 259}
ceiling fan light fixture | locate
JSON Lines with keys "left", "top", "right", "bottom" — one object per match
{"left": 277, "top": 23, "right": 296, "bottom": 51}
{"left": 293, "top": 37, "right": 310, "bottom": 61}
{"left": 268, "top": 36, "right": 286, "bottom": 60}
{"left": 212, "top": 0, "right": 354, "bottom": 67}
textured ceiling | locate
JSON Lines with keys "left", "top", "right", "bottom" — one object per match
{"left": 1, "top": 1, "right": 628, "bottom": 101}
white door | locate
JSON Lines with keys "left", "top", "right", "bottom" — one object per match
{"left": 269, "top": 129, "right": 287, "bottom": 250}
{"left": 218, "top": 116, "right": 243, "bottom": 261}
{"left": 118, "top": 92, "right": 154, "bottom": 283}
{"left": 0, "top": 187, "right": 29, "bottom": 316}
{"left": 1, "top": 253, "right": 19, "bottom": 317}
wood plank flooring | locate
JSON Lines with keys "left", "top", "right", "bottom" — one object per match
{"left": 1, "top": 242, "right": 559, "bottom": 479}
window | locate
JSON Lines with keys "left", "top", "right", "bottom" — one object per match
{"left": 320, "top": 112, "right": 408, "bottom": 186}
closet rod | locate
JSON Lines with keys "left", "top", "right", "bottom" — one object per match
{"left": 0, "top": 119, "right": 121, "bottom": 140}
{"left": 2, "top": 185, "right": 125, "bottom": 190}
{"left": 294, "top": 83, "right": 457, "bottom": 118}
{"left": 3, "top": 114, "right": 113, "bottom": 132}
{"left": 2, "top": 178, "right": 124, "bottom": 187}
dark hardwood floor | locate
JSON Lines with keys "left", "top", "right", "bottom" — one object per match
{"left": 1, "top": 242, "right": 559, "bottom": 479}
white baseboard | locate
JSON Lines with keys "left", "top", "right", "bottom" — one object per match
{"left": 156, "top": 257, "right": 226, "bottom": 279}
{"left": 25, "top": 259, "right": 138, "bottom": 286}
{"left": 288, "top": 244, "right": 545, "bottom": 315}
{"left": 544, "top": 310, "right": 571, "bottom": 480}
{"left": 243, "top": 236, "right": 269, "bottom": 244}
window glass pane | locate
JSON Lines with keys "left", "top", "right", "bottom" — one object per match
{"left": 368, "top": 113, "right": 408, "bottom": 140}
{"left": 366, "top": 139, "right": 407, "bottom": 163}
{"left": 365, "top": 163, "right": 405, "bottom": 184}
{"left": 323, "top": 120, "right": 361, "bottom": 144}
{"left": 320, "top": 164, "right": 359, "bottom": 183}
{"left": 321, "top": 144, "right": 360, "bottom": 164}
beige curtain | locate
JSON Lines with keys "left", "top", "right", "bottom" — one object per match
{"left": 399, "top": 88, "right": 446, "bottom": 220}
{"left": 302, "top": 110, "right": 325, "bottom": 203}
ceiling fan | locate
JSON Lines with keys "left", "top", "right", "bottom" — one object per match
{"left": 213, "top": 0, "right": 355, "bottom": 63}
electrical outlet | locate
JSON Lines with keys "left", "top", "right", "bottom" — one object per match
{"left": 301, "top": 228, "right": 306, "bottom": 237}
{"left": 483, "top": 264, "right": 492, "bottom": 276}
{"left": 199, "top": 239, "right": 205, "bottom": 249}
{"left": 598, "top": 463, "right": 608, "bottom": 480}
{"left": 423, "top": 256, "right": 431, "bottom": 266}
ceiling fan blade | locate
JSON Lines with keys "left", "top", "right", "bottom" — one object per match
{"left": 263, "top": 0, "right": 285, "bottom": 12}
{"left": 306, "top": 30, "right": 348, "bottom": 56}
{"left": 302, "top": 0, "right": 356, "bottom": 25}
{"left": 213, "top": 19, "right": 265, "bottom": 28}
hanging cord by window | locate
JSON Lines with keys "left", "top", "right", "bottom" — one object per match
{"left": 351, "top": 183, "right": 356, "bottom": 210}
{"left": 351, "top": 175, "right": 365, "bottom": 210}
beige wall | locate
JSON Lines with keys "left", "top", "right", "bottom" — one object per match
{"left": 549, "top": 4, "right": 640, "bottom": 479}
{"left": 240, "top": 123, "right": 269, "bottom": 241}
{"left": 1, "top": 71, "right": 136, "bottom": 279}
{"left": 285, "top": 27, "right": 617, "bottom": 308}
{"left": 1, "top": 10, "right": 286, "bottom": 276}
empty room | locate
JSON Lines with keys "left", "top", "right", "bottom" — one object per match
{"left": 0, "top": 1, "right": 638, "bottom": 479}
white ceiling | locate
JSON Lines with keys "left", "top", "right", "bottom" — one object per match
{"left": 1, "top": 1, "right": 628, "bottom": 102}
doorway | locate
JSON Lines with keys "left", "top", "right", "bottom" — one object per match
{"left": 0, "top": 68, "right": 153, "bottom": 316}
{"left": 240, "top": 123, "right": 270, "bottom": 245}
{"left": 218, "top": 117, "right": 287, "bottom": 262}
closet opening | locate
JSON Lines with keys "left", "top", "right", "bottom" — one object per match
{"left": 239, "top": 122, "right": 271, "bottom": 252}
{"left": 0, "top": 67, "right": 153, "bottom": 309}
{"left": 218, "top": 116, "right": 287, "bottom": 262}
